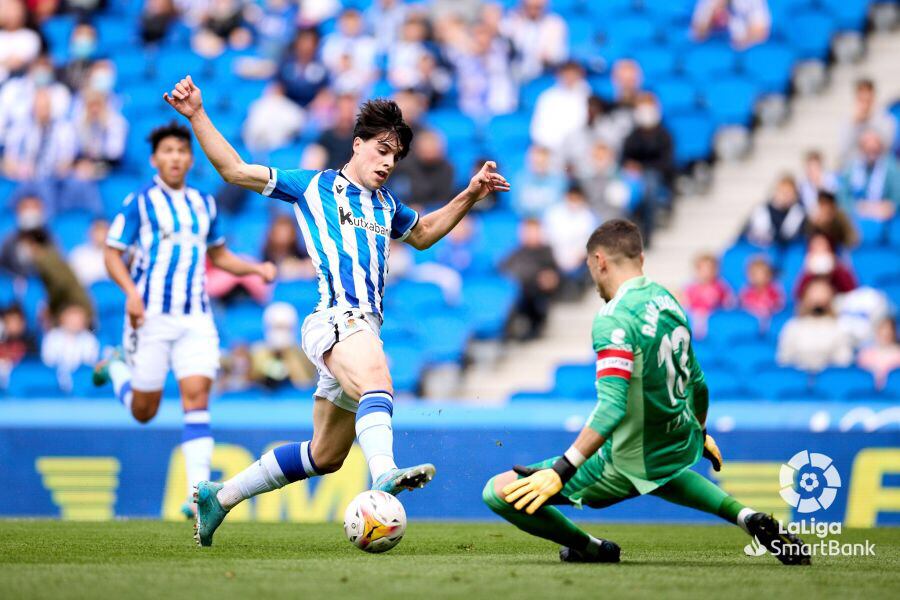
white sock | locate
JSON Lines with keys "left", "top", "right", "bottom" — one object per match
{"left": 355, "top": 391, "right": 397, "bottom": 481}
{"left": 218, "top": 451, "right": 287, "bottom": 510}
{"left": 737, "top": 507, "right": 756, "bottom": 534}
{"left": 109, "top": 360, "right": 133, "bottom": 410}
{"left": 182, "top": 410, "right": 213, "bottom": 499}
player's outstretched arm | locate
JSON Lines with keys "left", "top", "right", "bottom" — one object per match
{"left": 502, "top": 427, "right": 606, "bottom": 515}
{"left": 404, "top": 161, "right": 510, "bottom": 250}
{"left": 207, "top": 245, "right": 277, "bottom": 282}
{"left": 164, "top": 75, "right": 271, "bottom": 193}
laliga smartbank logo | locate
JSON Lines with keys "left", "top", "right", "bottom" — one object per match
{"left": 743, "top": 451, "right": 876, "bottom": 559}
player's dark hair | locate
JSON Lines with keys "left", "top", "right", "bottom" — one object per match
{"left": 586, "top": 219, "right": 643, "bottom": 261}
{"left": 353, "top": 99, "right": 413, "bottom": 160}
{"left": 148, "top": 121, "right": 192, "bottom": 153}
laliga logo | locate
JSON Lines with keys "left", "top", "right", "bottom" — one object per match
{"left": 779, "top": 450, "right": 842, "bottom": 513}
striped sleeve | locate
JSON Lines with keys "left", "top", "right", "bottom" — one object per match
{"left": 387, "top": 190, "right": 419, "bottom": 241}
{"left": 204, "top": 193, "right": 225, "bottom": 246}
{"left": 262, "top": 168, "right": 318, "bottom": 203}
{"left": 106, "top": 193, "right": 141, "bottom": 250}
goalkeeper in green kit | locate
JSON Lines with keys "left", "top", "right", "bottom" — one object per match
{"left": 483, "top": 219, "right": 810, "bottom": 566}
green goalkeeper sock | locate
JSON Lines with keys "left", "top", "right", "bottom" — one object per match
{"left": 482, "top": 477, "right": 591, "bottom": 550}
{"left": 651, "top": 469, "right": 746, "bottom": 524}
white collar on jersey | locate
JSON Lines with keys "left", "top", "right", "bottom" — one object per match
{"left": 153, "top": 174, "right": 187, "bottom": 195}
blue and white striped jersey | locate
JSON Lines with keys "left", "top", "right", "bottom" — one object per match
{"left": 106, "top": 176, "right": 225, "bottom": 316}
{"left": 262, "top": 168, "right": 419, "bottom": 320}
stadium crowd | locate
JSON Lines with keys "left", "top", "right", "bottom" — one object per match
{"left": 0, "top": 0, "right": 896, "bottom": 400}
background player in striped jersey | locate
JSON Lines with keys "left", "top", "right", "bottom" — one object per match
{"left": 483, "top": 219, "right": 810, "bottom": 566}
{"left": 164, "top": 75, "right": 509, "bottom": 547}
{"left": 93, "top": 122, "right": 277, "bottom": 518}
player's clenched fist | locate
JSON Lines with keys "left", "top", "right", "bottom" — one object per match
{"left": 163, "top": 75, "right": 204, "bottom": 118}
{"left": 125, "top": 291, "right": 145, "bottom": 329}
{"left": 502, "top": 469, "right": 563, "bottom": 514}
{"left": 703, "top": 431, "right": 723, "bottom": 472}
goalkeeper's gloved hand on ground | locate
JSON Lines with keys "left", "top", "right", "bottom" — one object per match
{"left": 703, "top": 428, "right": 723, "bottom": 472}
{"left": 502, "top": 469, "right": 563, "bottom": 515}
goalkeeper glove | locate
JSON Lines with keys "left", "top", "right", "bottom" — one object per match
{"left": 703, "top": 428, "right": 723, "bottom": 472}
{"left": 502, "top": 469, "right": 563, "bottom": 514}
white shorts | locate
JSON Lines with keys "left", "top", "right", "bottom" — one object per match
{"left": 300, "top": 306, "right": 382, "bottom": 414}
{"left": 124, "top": 313, "right": 221, "bottom": 391}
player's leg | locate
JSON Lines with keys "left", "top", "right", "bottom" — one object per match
{"left": 321, "top": 311, "right": 433, "bottom": 494}
{"left": 482, "top": 454, "right": 628, "bottom": 563}
{"left": 178, "top": 375, "right": 214, "bottom": 518}
{"left": 652, "top": 469, "right": 810, "bottom": 565}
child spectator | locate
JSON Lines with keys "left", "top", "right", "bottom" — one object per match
{"left": 794, "top": 233, "right": 857, "bottom": 300}
{"left": 68, "top": 218, "right": 109, "bottom": 287}
{"left": 743, "top": 175, "right": 807, "bottom": 247}
{"left": 857, "top": 317, "right": 900, "bottom": 390}
{"left": 777, "top": 277, "right": 854, "bottom": 373}
{"left": 40, "top": 303, "right": 99, "bottom": 388}
{"left": 683, "top": 253, "right": 734, "bottom": 331}
{"left": 739, "top": 256, "right": 785, "bottom": 320}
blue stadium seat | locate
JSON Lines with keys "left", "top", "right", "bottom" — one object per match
{"left": 223, "top": 302, "right": 265, "bottom": 343}
{"left": 606, "top": 14, "right": 659, "bottom": 47}
{"left": 885, "top": 370, "right": 900, "bottom": 398}
{"left": 854, "top": 216, "right": 888, "bottom": 246}
{"left": 423, "top": 109, "right": 477, "bottom": 146}
{"left": 518, "top": 75, "right": 556, "bottom": 110}
{"left": 819, "top": 0, "right": 869, "bottom": 32}
{"left": 553, "top": 363, "right": 595, "bottom": 399}
{"left": 0, "top": 274, "right": 15, "bottom": 307}
{"left": 460, "top": 277, "right": 517, "bottom": 338}
{"left": 70, "top": 366, "right": 107, "bottom": 398}
{"left": 90, "top": 281, "right": 125, "bottom": 317}
{"left": 41, "top": 15, "right": 76, "bottom": 61}
{"left": 272, "top": 280, "right": 319, "bottom": 315}
{"left": 7, "top": 361, "right": 62, "bottom": 397}
{"left": 632, "top": 46, "right": 677, "bottom": 81}
{"left": 787, "top": 11, "right": 836, "bottom": 60}
{"left": 642, "top": 0, "right": 695, "bottom": 25}
{"left": 94, "top": 15, "right": 138, "bottom": 49}
{"left": 666, "top": 110, "right": 715, "bottom": 165}
{"left": 268, "top": 144, "right": 306, "bottom": 169}
{"left": 720, "top": 241, "right": 770, "bottom": 290}
{"left": 471, "top": 210, "right": 520, "bottom": 272}
{"left": 651, "top": 77, "right": 697, "bottom": 115}
{"left": 740, "top": 42, "right": 797, "bottom": 94}
{"left": 99, "top": 176, "right": 140, "bottom": 218}
{"left": 112, "top": 48, "right": 153, "bottom": 85}
{"left": 21, "top": 278, "right": 45, "bottom": 331}
{"left": 812, "top": 367, "right": 877, "bottom": 400}
{"left": 224, "top": 212, "right": 268, "bottom": 257}
{"left": 588, "top": 75, "right": 614, "bottom": 101}
{"left": 52, "top": 212, "right": 94, "bottom": 253}
{"left": 413, "top": 313, "right": 471, "bottom": 364}
{"left": 509, "top": 390, "right": 559, "bottom": 402}
{"left": 852, "top": 247, "right": 900, "bottom": 287}
{"left": 704, "top": 367, "right": 751, "bottom": 399}
{"left": 744, "top": 367, "right": 812, "bottom": 400}
{"left": 729, "top": 340, "right": 776, "bottom": 372}
{"left": 156, "top": 49, "right": 212, "bottom": 83}
{"left": 707, "top": 310, "right": 763, "bottom": 345}
{"left": 584, "top": 0, "right": 635, "bottom": 21}
{"left": 887, "top": 217, "right": 900, "bottom": 248}
{"left": 683, "top": 42, "right": 738, "bottom": 83}
{"left": 703, "top": 76, "right": 760, "bottom": 126}
{"left": 881, "top": 284, "right": 900, "bottom": 311}
{"left": 388, "top": 280, "right": 447, "bottom": 314}
{"left": 775, "top": 242, "right": 807, "bottom": 287}
{"left": 484, "top": 112, "right": 532, "bottom": 157}
{"left": 385, "top": 343, "right": 425, "bottom": 394}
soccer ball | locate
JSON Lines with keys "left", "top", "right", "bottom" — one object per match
{"left": 343, "top": 490, "right": 406, "bottom": 553}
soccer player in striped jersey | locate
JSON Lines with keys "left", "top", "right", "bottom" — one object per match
{"left": 92, "top": 122, "right": 277, "bottom": 518}
{"left": 164, "top": 75, "right": 509, "bottom": 546}
{"left": 483, "top": 220, "right": 810, "bottom": 565}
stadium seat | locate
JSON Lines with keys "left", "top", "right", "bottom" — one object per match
{"left": 819, "top": 0, "right": 869, "bottom": 32}
{"left": 52, "top": 212, "right": 94, "bottom": 253}
{"left": 6, "top": 361, "right": 62, "bottom": 397}
{"left": 518, "top": 75, "right": 556, "bottom": 111}
{"left": 423, "top": 109, "right": 477, "bottom": 146}
{"left": 744, "top": 367, "right": 812, "bottom": 400}
{"left": 606, "top": 15, "right": 659, "bottom": 48}
{"left": 683, "top": 42, "right": 738, "bottom": 83}
{"left": 484, "top": 112, "right": 532, "bottom": 157}
{"left": 666, "top": 110, "right": 715, "bottom": 165}
{"left": 887, "top": 217, "right": 900, "bottom": 248}
{"left": 94, "top": 14, "right": 138, "bottom": 49}
{"left": 740, "top": 42, "right": 797, "bottom": 94}
{"left": 90, "top": 281, "right": 125, "bottom": 317}
{"left": 385, "top": 343, "right": 426, "bottom": 394}
{"left": 706, "top": 310, "right": 762, "bottom": 345}
{"left": 460, "top": 277, "right": 517, "bottom": 339}
{"left": 388, "top": 280, "right": 447, "bottom": 314}
{"left": 552, "top": 363, "right": 596, "bottom": 399}
{"left": 854, "top": 216, "right": 889, "bottom": 246}
{"left": 812, "top": 367, "right": 877, "bottom": 400}
{"left": 70, "top": 366, "right": 106, "bottom": 398}
{"left": 272, "top": 280, "right": 320, "bottom": 315}
{"left": 720, "top": 241, "right": 773, "bottom": 291}
{"left": 729, "top": 340, "right": 777, "bottom": 372}
{"left": 651, "top": 77, "right": 697, "bottom": 116}
{"left": 852, "top": 247, "right": 900, "bottom": 287}
{"left": 413, "top": 313, "right": 471, "bottom": 364}
{"left": 885, "top": 370, "right": 900, "bottom": 398}
{"left": 99, "top": 176, "right": 140, "bottom": 217}
{"left": 642, "top": 0, "right": 695, "bottom": 25}
{"left": 881, "top": 283, "right": 900, "bottom": 311}
{"left": 0, "top": 274, "right": 15, "bottom": 307}
{"left": 223, "top": 302, "right": 265, "bottom": 343}
{"left": 470, "top": 210, "right": 519, "bottom": 272}
{"left": 704, "top": 368, "right": 753, "bottom": 400}
{"left": 703, "top": 76, "right": 760, "bottom": 126}
{"left": 787, "top": 11, "right": 836, "bottom": 60}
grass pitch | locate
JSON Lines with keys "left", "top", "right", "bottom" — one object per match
{"left": 0, "top": 521, "right": 897, "bottom": 599}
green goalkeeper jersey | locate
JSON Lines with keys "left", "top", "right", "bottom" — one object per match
{"left": 587, "top": 275, "right": 707, "bottom": 494}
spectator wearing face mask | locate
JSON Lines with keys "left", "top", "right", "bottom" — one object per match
{"left": 743, "top": 174, "right": 807, "bottom": 247}
{"left": 0, "top": 195, "right": 93, "bottom": 323}
{"left": 794, "top": 233, "right": 857, "bottom": 300}
{"left": 777, "top": 277, "right": 854, "bottom": 373}
{"left": 59, "top": 22, "right": 100, "bottom": 92}
{"left": 621, "top": 93, "right": 674, "bottom": 246}
{"left": 250, "top": 302, "right": 316, "bottom": 389}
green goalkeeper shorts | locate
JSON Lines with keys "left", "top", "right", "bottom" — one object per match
{"left": 527, "top": 452, "right": 640, "bottom": 509}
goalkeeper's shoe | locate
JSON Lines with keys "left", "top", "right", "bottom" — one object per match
{"left": 92, "top": 347, "right": 123, "bottom": 387}
{"left": 745, "top": 512, "right": 811, "bottom": 566}
{"left": 373, "top": 464, "right": 436, "bottom": 496}
{"left": 193, "top": 481, "right": 228, "bottom": 547}
{"left": 560, "top": 538, "right": 621, "bottom": 563}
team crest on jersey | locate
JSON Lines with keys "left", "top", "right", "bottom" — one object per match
{"left": 375, "top": 189, "right": 391, "bottom": 210}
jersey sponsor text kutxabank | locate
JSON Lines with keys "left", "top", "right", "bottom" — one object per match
{"left": 588, "top": 276, "right": 705, "bottom": 493}
{"left": 262, "top": 168, "right": 419, "bottom": 321}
